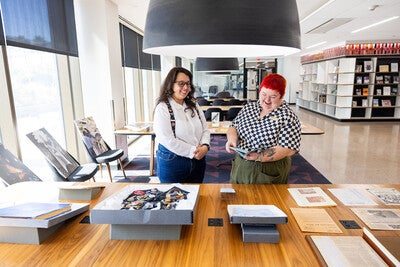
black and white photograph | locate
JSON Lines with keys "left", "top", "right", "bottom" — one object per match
{"left": 27, "top": 128, "right": 79, "bottom": 179}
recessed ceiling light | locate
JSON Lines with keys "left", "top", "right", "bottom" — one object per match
{"left": 351, "top": 16, "right": 399, "bottom": 33}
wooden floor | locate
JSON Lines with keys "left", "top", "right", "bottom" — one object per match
{"left": 295, "top": 107, "right": 400, "bottom": 184}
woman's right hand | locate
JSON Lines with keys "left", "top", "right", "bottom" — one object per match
{"left": 225, "top": 126, "right": 238, "bottom": 153}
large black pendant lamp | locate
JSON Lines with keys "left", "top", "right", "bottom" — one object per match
{"left": 195, "top": 58, "right": 239, "bottom": 72}
{"left": 143, "top": 0, "right": 301, "bottom": 58}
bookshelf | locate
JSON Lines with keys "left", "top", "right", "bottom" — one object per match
{"left": 298, "top": 55, "right": 400, "bottom": 121}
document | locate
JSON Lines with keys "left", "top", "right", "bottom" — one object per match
{"left": 351, "top": 208, "right": 400, "bottom": 230}
{"left": 288, "top": 187, "right": 337, "bottom": 207}
{"left": 328, "top": 188, "right": 377, "bottom": 206}
{"left": 366, "top": 188, "right": 400, "bottom": 205}
{"left": 290, "top": 208, "right": 342, "bottom": 233}
{"left": 307, "top": 235, "right": 388, "bottom": 267}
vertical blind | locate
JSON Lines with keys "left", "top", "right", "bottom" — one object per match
{"left": 0, "top": 0, "right": 78, "bottom": 56}
{"left": 120, "top": 24, "right": 160, "bottom": 71}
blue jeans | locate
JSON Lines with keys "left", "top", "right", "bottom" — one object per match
{"left": 156, "top": 144, "right": 206, "bottom": 183}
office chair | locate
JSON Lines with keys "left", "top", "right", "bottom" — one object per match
{"left": 204, "top": 108, "right": 223, "bottom": 121}
{"left": 225, "top": 107, "right": 243, "bottom": 121}
{"left": 74, "top": 116, "right": 126, "bottom": 182}
{"left": 227, "top": 99, "right": 243, "bottom": 105}
{"left": 26, "top": 128, "right": 98, "bottom": 182}
{"left": 215, "top": 91, "right": 231, "bottom": 98}
{"left": 197, "top": 98, "right": 210, "bottom": 106}
{"left": 211, "top": 99, "right": 227, "bottom": 106}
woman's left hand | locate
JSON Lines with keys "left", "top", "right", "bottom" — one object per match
{"left": 245, "top": 152, "right": 260, "bottom": 161}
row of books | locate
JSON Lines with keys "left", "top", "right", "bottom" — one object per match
{"left": 346, "top": 42, "right": 400, "bottom": 56}
{"left": 355, "top": 87, "right": 398, "bottom": 96}
{"left": 353, "top": 99, "right": 393, "bottom": 107}
{"left": 301, "top": 42, "right": 400, "bottom": 63}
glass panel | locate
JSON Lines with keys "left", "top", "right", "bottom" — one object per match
{"left": 7, "top": 46, "right": 65, "bottom": 179}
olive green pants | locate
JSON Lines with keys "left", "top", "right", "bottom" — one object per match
{"left": 230, "top": 154, "right": 291, "bottom": 184}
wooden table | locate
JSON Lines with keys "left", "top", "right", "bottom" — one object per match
{"left": 115, "top": 121, "right": 324, "bottom": 176}
{"left": 0, "top": 183, "right": 398, "bottom": 266}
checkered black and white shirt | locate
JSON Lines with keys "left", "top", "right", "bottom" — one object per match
{"left": 231, "top": 101, "right": 301, "bottom": 152}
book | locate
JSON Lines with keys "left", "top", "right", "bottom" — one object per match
{"left": 379, "top": 65, "right": 389, "bottom": 72}
{"left": 355, "top": 88, "right": 362, "bottom": 95}
{"left": 363, "top": 227, "right": 400, "bottom": 266}
{"left": 376, "top": 89, "right": 382, "bottom": 95}
{"left": 376, "top": 75, "right": 383, "bottom": 84}
{"left": 362, "top": 87, "right": 369, "bottom": 96}
{"left": 227, "top": 205, "right": 288, "bottom": 225}
{"left": 372, "top": 99, "right": 379, "bottom": 107}
{"left": 306, "top": 235, "right": 388, "bottom": 267}
{"left": 393, "top": 76, "right": 399, "bottom": 84}
{"left": 351, "top": 208, "right": 400, "bottom": 230}
{"left": 363, "top": 76, "right": 370, "bottom": 84}
{"left": 391, "top": 62, "right": 398, "bottom": 72}
{"left": 362, "top": 99, "right": 368, "bottom": 107}
{"left": 366, "top": 188, "right": 400, "bottom": 205}
{"left": 383, "top": 86, "right": 391, "bottom": 95}
{"left": 364, "top": 60, "right": 373, "bottom": 72}
{"left": 384, "top": 75, "right": 391, "bottom": 84}
{"left": 288, "top": 187, "right": 337, "bottom": 207}
{"left": 0, "top": 202, "right": 72, "bottom": 220}
{"left": 356, "top": 76, "right": 362, "bottom": 84}
{"left": 229, "top": 147, "right": 256, "bottom": 158}
{"left": 381, "top": 99, "right": 391, "bottom": 107}
{"left": 355, "top": 64, "right": 363, "bottom": 73}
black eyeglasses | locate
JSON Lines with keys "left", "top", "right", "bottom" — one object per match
{"left": 175, "top": 81, "right": 191, "bottom": 88}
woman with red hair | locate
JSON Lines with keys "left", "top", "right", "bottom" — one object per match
{"left": 225, "top": 73, "right": 301, "bottom": 184}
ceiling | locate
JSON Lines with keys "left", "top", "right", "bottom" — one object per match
{"left": 113, "top": 0, "right": 400, "bottom": 59}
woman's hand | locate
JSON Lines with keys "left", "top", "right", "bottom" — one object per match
{"left": 225, "top": 127, "right": 238, "bottom": 153}
{"left": 244, "top": 152, "right": 260, "bottom": 161}
{"left": 193, "top": 145, "right": 208, "bottom": 160}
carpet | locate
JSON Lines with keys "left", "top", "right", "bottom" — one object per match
{"left": 124, "top": 136, "right": 331, "bottom": 184}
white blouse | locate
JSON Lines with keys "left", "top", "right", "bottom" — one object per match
{"left": 153, "top": 98, "right": 210, "bottom": 158}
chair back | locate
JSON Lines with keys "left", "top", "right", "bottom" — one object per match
{"left": 215, "top": 91, "right": 231, "bottom": 98}
{"left": 197, "top": 98, "right": 210, "bottom": 106}
{"left": 0, "top": 143, "right": 42, "bottom": 186}
{"left": 27, "top": 128, "right": 80, "bottom": 180}
{"left": 204, "top": 108, "right": 223, "bottom": 121}
{"left": 211, "top": 99, "right": 226, "bottom": 106}
{"left": 227, "top": 99, "right": 243, "bottom": 105}
{"left": 74, "top": 117, "right": 110, "bottom": 161}
{"left": 225, "top": 107, "right": 243, "bottom": 121}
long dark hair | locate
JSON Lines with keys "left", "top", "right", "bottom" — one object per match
{"left": 155, "top": 67, "right": 197, "bottom": 117}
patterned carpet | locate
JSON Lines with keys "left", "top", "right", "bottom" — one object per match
{"left": 123, "top": 136, "right": 331, "bottom": 184}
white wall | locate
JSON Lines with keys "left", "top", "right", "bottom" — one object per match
{"left": 74, "top": 0, "right": 127, "bottom": 158}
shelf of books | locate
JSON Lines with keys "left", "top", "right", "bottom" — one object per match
{"left": 298, "top": 43, "right": 400, "bottom": 121}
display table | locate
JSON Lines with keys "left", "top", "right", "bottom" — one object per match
{"left": 0, "top": 183, "right": 398, "bottom": 266}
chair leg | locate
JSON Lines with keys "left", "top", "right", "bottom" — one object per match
{"left": 118, "top": 159, "right": 127, "bottom": 178}
{"left": 99, "top": 163, "right": 103, "bottom": 177}
{"left": 105, "top": 163, "right": 113, "bottom": 182}
{"left": 91, "top": 176, "right": 96, "bottom": 182}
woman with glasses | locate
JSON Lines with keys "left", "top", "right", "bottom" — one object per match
{"left": 225, "top": 73, "right": 301, "bottom": 184}
{"left": 153, "top": 67, "right": 210, "bottom": 183}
